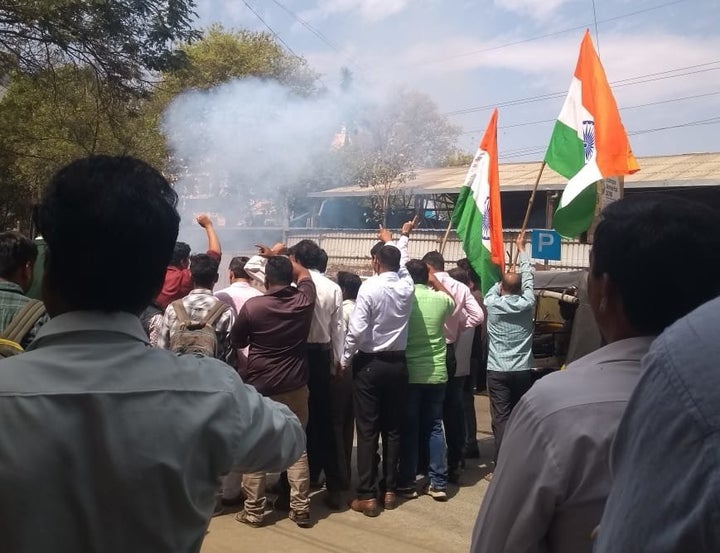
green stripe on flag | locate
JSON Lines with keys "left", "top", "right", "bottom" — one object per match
{"left": 553, "top": 181, "right": 597, "bottom": 238}
{"left": 544, "top": 120, "right": 585, "bottom": 179}
{"left": 451, "top": 187, "right": 501, "bottom": 295}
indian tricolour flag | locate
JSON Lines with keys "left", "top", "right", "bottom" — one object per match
{"left": 452, "top": 109, "right": 504, "bottom": 295}
{"left": 545, "top": 30, "right": 639, "bottom": 237}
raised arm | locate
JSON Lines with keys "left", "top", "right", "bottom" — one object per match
{"left": 196, "top": 214, "right": 221, "bottom": 256}
{"left": 516, "top": 232, "right": 536, "bottom": 307}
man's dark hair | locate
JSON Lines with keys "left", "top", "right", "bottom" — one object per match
{"left": 406, "top": 259, "right": 429, "bottom": 285}
{"left": 422, "top": 251, "right": 445, "bottom": 272}
{"left": 0, "top": 232, "right": 38, "bottom": 280}
{"left": 592, "top": 195, "right": 720, "bottom": 335}
{"left": 448, "top": 267, "right": 470, "bottom": 287}
{"left": 170, "top": 242, "right": 191, "bottom": 267}
{"left": 376, "top": 245, "right": 401, "bottom": 272}
{"left": 457, "top": 258, "right": 481, "bottom": 289}
{"left": 265, "top": 256, "right": 294, "bottom": 287}
{"left": 190, "top": 254, "right": 219, "bottom": 289}
{"left": 229, "top": 256, "right": 250, "bottom": 279}
{"left": 34, "top": 155, "right": 179, "bottom": 313}
{"left": 291, "top": 239, "right": 323, "bottom": 270}
{"left": 318, "top": 249, "right": 329, "bottom": 273}
{"left": 337, "top": 271, "right": 362, "bottom": 300}
{"left": 370, "top": 241, "right": 384, "bottom": 259}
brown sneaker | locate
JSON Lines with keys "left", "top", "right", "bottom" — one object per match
{"left": 383, "top": 492, "right": 397, "bottom": 510}
{"left": 235, "top": 510, "right": 263, "bottom": 528}
{"left": 349, "top": 497, "right": 380, "bottom": 517}
{"left": 289, "top": 509, "right": 312, "bottom": 528}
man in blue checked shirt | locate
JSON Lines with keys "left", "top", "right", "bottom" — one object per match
{"left": 483, "top": 232, "right": 535, "bottom": 472}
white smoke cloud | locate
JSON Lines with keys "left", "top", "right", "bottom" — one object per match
{"left": 162, "top": 78, "right": 361, "bottom": 229}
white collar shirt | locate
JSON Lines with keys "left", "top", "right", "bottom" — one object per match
{"left": 434, "top": 271, "right": 484, "bottom": 344}
{"left": 215, "top": 281, "right": 262, "bottom": 313}
{"left": 342, "top": 267, "right": 415, "bottom": 366}
{"left": 0, "top": 311, "right": 304, "bottom": 553}
{"left": 307, "top": 269, "right": 344, "bottom": 363}
{"left": 470, "top": 336, "right": 655, "bottom": 553}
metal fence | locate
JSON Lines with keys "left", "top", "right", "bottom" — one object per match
{"left": 284, "top": 228, "right": 590, "bottom": 272}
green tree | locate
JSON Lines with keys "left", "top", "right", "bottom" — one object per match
{"left": 0, "top": 65, "right": 166, "bottom": 231}
{"left": 161, "top": 25, "right": 319, "bottom": 96}
{"left": 341, "top": 90, "right": 461, "bottom": 225}
{"left": 0, "top": 0, "right": 199, "bottom": 90}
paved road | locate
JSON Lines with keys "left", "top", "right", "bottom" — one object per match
{"left": 203, "top": 394, "right": 494, "bottom": 553}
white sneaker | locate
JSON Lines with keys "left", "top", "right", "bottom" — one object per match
{"left": 426, "top": 487, "right": 448, "bottom": 502}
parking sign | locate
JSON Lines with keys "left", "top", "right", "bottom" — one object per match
{"left": 531, "top": 229, "right": 562, "bottom": 261}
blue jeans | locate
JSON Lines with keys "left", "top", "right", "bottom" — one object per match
{"left": 399, "top": 383, "right": 448, "bottom": 490}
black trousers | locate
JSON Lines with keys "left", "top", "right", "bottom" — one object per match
{"left": 443, "top": 343, "right": 466, "bottom": 472}
{"left": 487, "top": 369, "right": 535, "bottom": 463}
{"left": 330, "top": 367, "right": 354, "bottom": 490}
{"left": 306, "top": 345, "right": 341, "bottom": 491}
{"left": 353, "top": 351, "right": 408, "bottom": 500}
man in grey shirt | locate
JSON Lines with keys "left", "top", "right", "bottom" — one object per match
{"left": 0, "top": 156, "right": 305, "bottom": 553}
{"left": 471, "top": 195, "right": 720, "bottom": 553}
{"left": 594, "top": 295, "right": 720, "bottom": 553}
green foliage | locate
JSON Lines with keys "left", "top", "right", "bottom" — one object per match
{"left": 340, "top": 90, "right": 461, "bottom": 224}
{"left": 162, "top": 25, "right": 319, "bottom": 96}
{"left": 0, "top": 0, "right": 199, "bottom": 89}
{"left": 0, "top": 65, "right": 167, "bottom": 230}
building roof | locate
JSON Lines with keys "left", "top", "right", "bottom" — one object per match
{"left": 309, "top": 152, "right": 720, "bottom": 198}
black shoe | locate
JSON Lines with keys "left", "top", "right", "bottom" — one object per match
{"left": 289, "top": 510, "right": 312, "bottom": 528}
{"left": 273, "top": 493, "right": 290, "bottom": 512}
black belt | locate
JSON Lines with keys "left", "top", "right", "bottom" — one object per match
{"left": 357, "top": 350, "right": 406, "bottom": 362}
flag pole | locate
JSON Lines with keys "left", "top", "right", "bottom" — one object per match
{"left": 513, "top": 160, "right": 546, "bottom": 267}
{"left": 439, "top": 219, "right": 452, "bottom": 255}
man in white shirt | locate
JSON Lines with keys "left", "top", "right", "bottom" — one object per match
{"left": 0, "top": 155, "right": 305, "bottom": 553}
{"left": 287, "top": 239, "right": 345, "bottom": 509}
{"left": 215, "top": 256, "right": 262, "bottom": 372}
{"left": 341, "top": 222, "right": 415, "bottom": 517}
{"left": 214, "top": 256, "right": 262, "bottom": 508}
{"left": 421, "top": 250, "right": 483, "bottom": 482}
{"left": 470, "top": 195, "right": 720, "bottom": 553}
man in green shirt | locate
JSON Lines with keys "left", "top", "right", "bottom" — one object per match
{"left": 397, "top": 259, "right": 455, "bottom": 501}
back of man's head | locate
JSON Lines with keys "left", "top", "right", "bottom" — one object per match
{"left": 422, "top": 251, "right": 445, "bottom": 272}
{"left": 592, "top": 195, "right": 720, "bottom": 335}
{"left": 0, "top": 232, "right": 38, "bottom": 285}
{"left": 318, "top": 249, "right": 329, "bottom": 273}
{"left": 229, "top": 256, "right": 250, "bottom": 280}
{"left": 35, "top": 156, "right": 179, "bottom": 315}
{"left": 406, "top": 259, "right": 429, "bottom": 285}
{"left": 265, "top": 256, "right": 294, "bottom": 287}
{"left": 501, "top": 272, "right": 522, "bottom": 295}
{"left": 376, "top": 245, "right": 401, "bottom": 273}
{"left": 337, "top": 271, "right": 361, "bottom": 300}
{"left": 291, "top": 239, "right": 323, "bottom": 270}
{"left": 370, "top": 241, "right": 384, "bottom": 259}
{"left": 170, "top": 242, "right": 191, "bottom": 267}
{"left": 448, "top": 267, "right": 470, "bottom": 287}
{"left": 190, "top": 254, "right": 219, "bottom": 290}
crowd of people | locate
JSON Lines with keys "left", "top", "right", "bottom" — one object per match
{"left": 0, "top": 154, "right": 719, "bottom": 552}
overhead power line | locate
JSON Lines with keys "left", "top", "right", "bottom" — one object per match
{"left": 445, "top": 60, "right": 720, "bottom": 116}
{"left": 461, "top": 91, "right": 720, "bottom": 134}
{"left": 268, "top": 0, "right": 341, "bottom": 53}
{"left": 422, "top": 0, "right": 689, "bottom": 65}
{"left": 500, "top": 115, "right": 720, "bottom": 159}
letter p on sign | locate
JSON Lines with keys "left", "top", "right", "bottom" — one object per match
{"left": 531, "top": 229, "right": 562, "bottom": 261}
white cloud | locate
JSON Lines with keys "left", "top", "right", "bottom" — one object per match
{"left": 304, "top": 0, "right": 410, "bottom": 22}
{"left": 495, "top": 0, "right": 572, "bottom": 21}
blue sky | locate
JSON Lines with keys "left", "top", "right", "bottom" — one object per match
{"left": 194, "top": 0, "right": 720, "bottom": 161}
